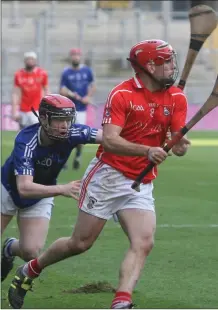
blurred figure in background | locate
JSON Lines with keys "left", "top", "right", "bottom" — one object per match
{"left": 12, "top": 51, "right": 49, "bottom": 129}
{"left": 60, "top": 48, "right": 96, "bottom": 170}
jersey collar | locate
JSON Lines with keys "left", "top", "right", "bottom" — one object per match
{"left": 132, "top": 74, "right": 144, "bottom": 89}
{"left": 71, "top": 64, "right": 85, "bottom": 70}
{"left": 22, "top": 66, "right": 38, "bottom": 73}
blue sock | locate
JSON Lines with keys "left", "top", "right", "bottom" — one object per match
{"left": 4, "top": 238, "right": 16, "bottom": 258}
{"left": 76, "top": 147, "right": 81, "bottom": 158}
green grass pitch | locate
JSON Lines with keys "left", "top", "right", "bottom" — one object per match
{"left": 1, "top": 131, "right": 218, "bottom": 309}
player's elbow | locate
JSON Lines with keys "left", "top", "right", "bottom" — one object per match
{"left": 59, "top": 88, "right": 65, "bottom": 96}
{"left": 60, "top": 87, "right": 68, "bottom": 97}
{"left": 17, "top": 182, "right": 32, "bottom": 198}
{"left": 17, "top": 185, "right": 28, "bottom": 198}
{"left": 12, "top": 94, "right": 19, "bottom": 104}
{"left": 102, "top": 135, "right": 117, "bottom": 152}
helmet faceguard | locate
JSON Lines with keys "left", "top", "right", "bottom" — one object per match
{"left": 127, "top": 40, "right": 179, "bottom": 89}
{"left": 38, "top": 95, "right": 77, "bottom": 141}
{"left": 152, "top": 51, "right": 179, "bottom": 89}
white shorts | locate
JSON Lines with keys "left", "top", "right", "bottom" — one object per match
{"left": 78, "top": 157, "right": 155, "bottom": 220}
{"left": 76, "top": 111, "right": 87, "bottom": 125}
{"left": 20, "top": 111, "right": 39, "bottom": 127}
{"left": 1, "top": 184, "right": 54, "bottom": 220}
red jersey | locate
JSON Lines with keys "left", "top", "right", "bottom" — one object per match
{"left": 14, "top": 67, "right": 48, "bottom": 112}
{"left": 96, "top": 75, "right": 188, "bottom": 183}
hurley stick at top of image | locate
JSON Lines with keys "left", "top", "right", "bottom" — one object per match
{"left": 131, "top": 4, "right": 218, "bottom": 192}
{"left": 178, "top": 4, "right": 217, "bottom": 90}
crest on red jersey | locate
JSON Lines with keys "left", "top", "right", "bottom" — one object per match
{"left": 163, "top": 106, "right": 170, "bottom": 116}
{"left": 105, "top": 108, "right": 111, "bottom": 117}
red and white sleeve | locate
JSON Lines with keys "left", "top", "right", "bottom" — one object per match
{"left": 171, "top": 92, "right": 188, "bottom": 132}
{"left": 102, "top": 90, "right": 128, "bottom": 128}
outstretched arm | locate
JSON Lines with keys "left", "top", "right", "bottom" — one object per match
{"left": 16, "top": 175, "right": 81, "bottom": 201}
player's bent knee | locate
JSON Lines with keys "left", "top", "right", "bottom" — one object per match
{"left": 67, "top": 237, "right": 93, "bottom": 254}
{"left": 131, "top": 236, "right": 154, "bottom": 257}
{"left": 20, "top": 245, "right": 42, "bottom": 262}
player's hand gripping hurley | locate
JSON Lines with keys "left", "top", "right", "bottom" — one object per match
{"left": 132, "top": 5, "right": 218, "bottom": 192}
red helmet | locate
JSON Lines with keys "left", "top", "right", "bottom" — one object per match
{"left": 39, "top": 94, "right": 77, "bottom": 140}
{"left": 127, "top": 39, "right": 178, "bottom": 88}
{"left": 69, "top": 48, "right": 82, "bottom": 56}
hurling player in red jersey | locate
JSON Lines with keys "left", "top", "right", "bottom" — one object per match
{"left": 12, "top": 51, "right": 49, "bottom": 129}
{"left": 9, "top": 40, "right": 190, "bottom": 309}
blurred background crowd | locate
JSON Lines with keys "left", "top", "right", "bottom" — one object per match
{"left": 2, "top": 0, "right": 218, "bottom": 131}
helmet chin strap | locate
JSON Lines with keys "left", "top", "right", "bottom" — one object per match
{"left": 127, "top": 58, "right": 175, "bottom": 89}
{"left": 31, "top": 107, "right": 40, "bottom": 121}
{"left": 31, "top": 107, "right": 52, "bottom": 141}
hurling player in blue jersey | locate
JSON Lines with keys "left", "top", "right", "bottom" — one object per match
{"left": 1, "top": 94, "right": 102, "bottom": 283}
{"left": 60, "top": 48, "right": 96, "bottom": 170}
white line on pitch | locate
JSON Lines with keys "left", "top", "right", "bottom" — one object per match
{"left": 9, "top": 224, "right": 218, "bottom": 230}
{"left": 157, "top": 224, "right": 218, "bottom": 228}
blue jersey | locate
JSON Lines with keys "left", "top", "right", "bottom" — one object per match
{"left": 1, "top": 123, "right": 98, "bottom": 209}
{"left": 60, "top": 65, "right": 94, "bottom": 112}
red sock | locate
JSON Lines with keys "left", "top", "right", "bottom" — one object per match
{"left": 27, "top": 258, "right": 42, "bottom": 278}
{"left": 111, "top": 291, "right": 132, "bottom": 308}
